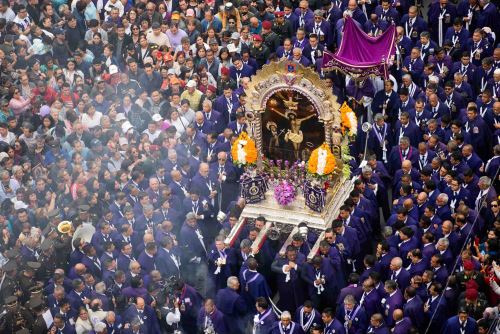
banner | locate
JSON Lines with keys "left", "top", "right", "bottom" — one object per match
{"left": 321, "top": 17, "right": 396, "bottom": 80}
{"left": 303, "top": 181, "right": 326, "bottom": 213}
{"left": 241, "top": 175, "right": 267, "bottom": 204}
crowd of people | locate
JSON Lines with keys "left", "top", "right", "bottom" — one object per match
{"left": 0, "top": 0, "right": 499, "bottom": 333}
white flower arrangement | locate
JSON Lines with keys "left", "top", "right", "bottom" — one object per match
{"left": 317, "top": 148, "right": 328, "bottom": 175}
{"left": 346, "top": 111, "right": 358, "bottom": 136}
{"left": 237, "top": 140, "right": 247, "bottom": 165}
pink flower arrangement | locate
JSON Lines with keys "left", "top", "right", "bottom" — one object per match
{"left": 274, "top": 180, "right": 296, "bottom": 206}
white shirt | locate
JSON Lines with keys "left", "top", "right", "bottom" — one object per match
{"left": 0, "top": 7, "right": 15, "bottom": 22}
{"left": 80, "top": 111, "right": 103, "bottom": 130}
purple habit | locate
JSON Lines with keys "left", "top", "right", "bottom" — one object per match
{"left": 322, "top": 17, "right": 396, "bottom": 80}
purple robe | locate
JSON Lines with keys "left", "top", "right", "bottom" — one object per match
{"left": 197, "top": 308, "right": 228, "bottom": 334}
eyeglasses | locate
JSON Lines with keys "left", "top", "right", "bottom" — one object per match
{"left": 492, "top": 204, "right": 499, "bottom": 207}
{"left": 132, "top": 27, "right": 139, "bottom": 30}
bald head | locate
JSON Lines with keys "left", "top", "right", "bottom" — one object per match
{"left": 393, "top": 309, "right": 404, "bottom": 321}
{"left": 402, "top": 160, "right": 412, "bottom": 171}
{"left": 136, "top": 297, "right": 145, "bottom": 309}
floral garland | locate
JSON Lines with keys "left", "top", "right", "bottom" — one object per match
{"left": 274, "top": 180, "right": 296, "bottom": 206}
{"left": 307, "top": 143, "right": 336, "bottom": 177}
{"left": 339, "top": 102, "right": 358, "bottom": 136}
{"left": 231, "top": 132, "right": 257, "bottom": 167}
{"left": 341, "top": 143, "right": 353, "bottom": 179}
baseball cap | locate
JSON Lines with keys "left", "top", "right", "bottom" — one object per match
{"left": 115, "top": 113, "right": 127, "bottom": 122}
{"left": 152, "top": 114, "right": 163, "bottom": 122}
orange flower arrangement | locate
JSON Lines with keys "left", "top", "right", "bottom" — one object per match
{"left": 307, "top": 143, "right": 336, "bottom": 177}
{"left": 339, "top": 102, "right": 357, "bottom": 136}
{"left": 231, "top": 131, "right": 258, "bottom": 167}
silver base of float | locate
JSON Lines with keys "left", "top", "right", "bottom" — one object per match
{"left": 225, "top": 177, "right": 355, "bottom": 260}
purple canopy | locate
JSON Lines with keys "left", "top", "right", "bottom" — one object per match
{"left": 322, "top": 17, "right": 396, "bottom": 80}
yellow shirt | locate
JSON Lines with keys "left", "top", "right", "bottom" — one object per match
{"left": 180, "top": 89, "right": 203, "bottom": 111}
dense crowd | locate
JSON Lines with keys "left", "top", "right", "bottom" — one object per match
{"left": 0, "top": 0, "right": 499, "bottom": 333}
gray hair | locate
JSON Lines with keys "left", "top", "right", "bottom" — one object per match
{"left": 240, "top": 239, "right": 252, "bottom": 249}
{"left": 281, "top": 311, "right": 292, "bottom": 320}
{"left": 437, "top": 238, "right": 449, "bottom": 247}
{"left": 391, "top": 257, "right": 403, "bottom": 268}
{"left": 479, "top": 176, "right": 491, "bottom": 187}
{"left": 227, "top": 276, "right": 239, "bottom": 288}
{"left": 202, "top": 99, "right": 213, "bottom": 108}
{"left": 344, "top": 294, "right": 356, "bottom": 304}
{"left": 362, "top": 165, "right": 372, "bottom": 173}
{"left": 399, "top": 137, "right": 410, "bottom": 145}
{"left": 437, "top": 193, "right": 449, "bottom": 203}
{"left": 95, "top": 282, "right": 106, "bottom": 294}
{"left": 94, "top": 322, "right": 107, "bottom": 331}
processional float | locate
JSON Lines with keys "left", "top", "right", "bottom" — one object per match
{"left": 226, "top": 18, "right": 397, "bottom": 259}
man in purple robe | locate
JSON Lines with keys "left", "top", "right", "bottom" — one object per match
{"left": 253, "top": 297, "right": 278, "bottom": 334}
{"left": 381, "top": 280, "right": 404, "bottom": 327}
{"left": 271, "top": 246, "right": 306, "bottom": 313}
{"left": 208, "top": 235, "right": 237, "bottom": 291}
{"left": 294, "top": 300, "right": 322, "bottom": 333}
{"left": 336, "top": 294, "right": 369, "bottom": 334}
{"left": 173, "top": 280, "right": 203, "bottom": 334}
{"left": 197, "top": 299, "right": 228, "bottom": 334}
{"left": 322, "top": 307, "right": 346, "bottom": 334}
{"left": 270, "top": 311, "right": 304, "bottom": 334}
{"left": 392, "top": 309, "right": 413, "bottom": 334}
{"left": 215, "top": 276, "right": 247, "bottom": 334}
{"left": 301, "top": 255, "right": 337, "bottom": 310}
{"left": 239, "top": 257, "right": 271, "bottom": 311}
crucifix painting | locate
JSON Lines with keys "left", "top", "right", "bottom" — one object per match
{"left": 263, "top": 90, "right": 324, "bottom": 162}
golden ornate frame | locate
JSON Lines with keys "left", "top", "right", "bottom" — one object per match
{"left": 243, "top": 60, "right": 342, "bottom": 163}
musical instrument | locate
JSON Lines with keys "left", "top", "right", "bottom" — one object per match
{"left": 71, "top": 223, "right": 96, "bottom": 250}
{"left": 57, "top": 221, "right": 72, "bottom": 234}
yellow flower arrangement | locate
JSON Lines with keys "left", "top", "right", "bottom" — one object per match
{"left": 231, "top": 131, "right": 258, "bottom": 167}
{"left": 307, "top": 143, "right": 336, "bottom": 176}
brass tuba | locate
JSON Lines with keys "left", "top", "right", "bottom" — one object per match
{"left": 57, "top": 221, "right": 73, "bottom": 234}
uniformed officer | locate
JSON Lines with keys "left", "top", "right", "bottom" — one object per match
{"left": 250, "top": 35, "right": 271, "bottom": 69}
{"left": 31, "top": 298, "right": 49, "bottom": 334}
{"left": 272, "top": 11, "right": 294, "bottom": 43}
{"left": 262, "top": 21, "right": 281, "bottom": 52}
{"left": 0, "top": 261, "right": 22, "bottom": 305}
{"left": 19, "top": 261, "right": 41, "bottom": 304}
{"left": 38, "top": 239, "right": 57, "bottom": 281}
{"left": 0, "top": 296, "right": 35, "bottom": 333}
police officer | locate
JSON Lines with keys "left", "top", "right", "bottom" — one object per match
{"left": 250, "top": 35, "right": 270, "bottom": 69}
{"left": 31, "top": 298, "right": 49, "bottom": 334}
{"left": 19, "top": 262, "right": 41, "bottom": 303}
{"left": 272, "top": 12, "right": 294, "bottom": 43}
{"left": 0, "top": 296, "right": 34, "bottom": 333}
{"left": 0, "top": 261, "right": 22, "bottom": 305}
{"left": 262, "top": 21, "right": 281, "bottom": 52}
